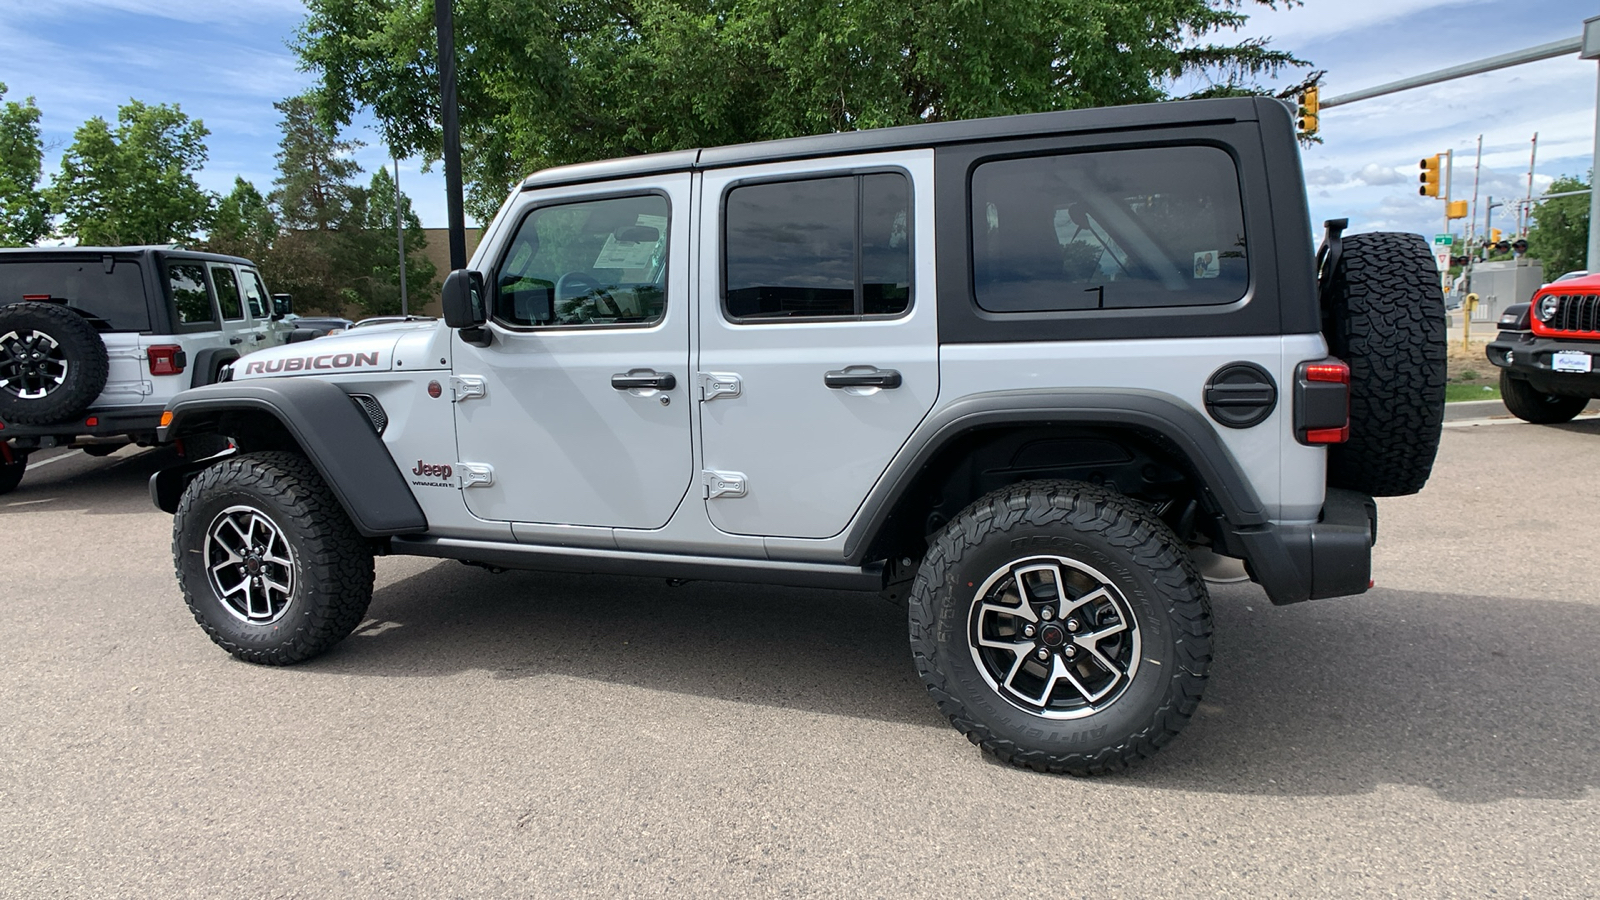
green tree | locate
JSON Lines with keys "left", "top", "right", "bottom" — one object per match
{"left": 1527, "top": 174, "right": 1590, "bottom": 276}
{"left": 201, "top": 176, "right": 279, "bottom": 262}
{"left": 296, "top": 0, "right": 1309, "bottom": 220}
{"left": 47, "top": 99, "right": 212, "bottom": 245}
{"left": 266, "top": 95, "right": 367, "bottom": 312}
{"left": 341, "top": 166, "right": 437, "bottom": 317}
{"left": 0, "top": 83, "right": 51, "bottom": 247}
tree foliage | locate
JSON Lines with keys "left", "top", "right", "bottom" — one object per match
{"left": 201, "top": 176, "right": 279, "bottom": 262}
{"left": 47, "top": 100, "right": 212, "bottom": 245}
{"left": 296, "top": 0, "right": 1309, "bottom": 220}
{"left": 1527, "top": 174, "right": 1590, "bottom": 277}
{"left": 342, "top": 165, "right": 436, "bottom": 317}
{"left": 0, "top": 83, "right": 51, "bottom": 247}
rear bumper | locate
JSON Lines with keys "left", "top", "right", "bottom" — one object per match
{"left": 1225, "top": 488, "right": 1375, "bottom": 605}
{"left": 0, "top": 404, "right": 166, "bottom": 446}
{"left": 1487, "top": 332, "right": 1600, "bottom": 398}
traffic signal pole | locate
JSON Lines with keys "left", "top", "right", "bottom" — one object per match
{"left": 435, "top": 0, "right": 467, "bottom": 273}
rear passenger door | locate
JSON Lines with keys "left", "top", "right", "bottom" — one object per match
{"left": 208, "top": 263, "right": 264, "bottom": 359}
{"left": 696, "top": 151, "right": 939, "bottom": 539}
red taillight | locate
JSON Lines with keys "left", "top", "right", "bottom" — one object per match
{"left": 22, "top": 294, "right": 50, "bottom": 301}
{"left": 85, "top": 416, "right": 99, "bottom": 427}
{"left": 147, "top": 345, "right": 186, "bottom": 376}
{"left": 1304, "top": 424, "right": 1350, "bottom": 444}
{"left": 1304, "top": 361, "right": 1350, "bottom": 384}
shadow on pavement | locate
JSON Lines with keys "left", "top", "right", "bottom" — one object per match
{"left": 314, "top": 564, "right": 1600, "bottom": 802}
{"left": 0, "top": 446, "right": 177, "bottom": 517}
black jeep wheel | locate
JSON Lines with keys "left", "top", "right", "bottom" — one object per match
{"left": 1323, "top": 232, "right": 1447, "bottom": 497}
{"left": 173, "top": 451, "right": 374, "bottom": 665}
{"left": 0, "top": 449, "right": 26, "bottom": 495}
{"left": 1500, "top": 370, "right": 1588, "bottom": 424}
{"left": 0, "top": 301, "right": 110, "bottom": 426}
{"left": 909, "top": 480, "right": 1212, "bottom": 775}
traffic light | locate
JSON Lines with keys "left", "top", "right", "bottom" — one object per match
{"left": 1297, "top": 87, "right": 1319, "bottom": 135}
{"left": 1446, "top": 200, "right": 1468, "bottom": 219}
{"left": 1419, "top": 156, "right": 1442, "bottom": 197}
{"left": 1490, "top": 227, "right": 1502, "bottom": 243}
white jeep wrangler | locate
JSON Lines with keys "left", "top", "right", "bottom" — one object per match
{"left": 1, "top": 246, "right": 291, "bottom": 492}
{"left": 151, "top": 98, "right": 1446, "bottom": 774}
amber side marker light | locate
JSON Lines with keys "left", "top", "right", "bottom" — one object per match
{"left": 160, "top": 411, "right": 174, "bottom": 428}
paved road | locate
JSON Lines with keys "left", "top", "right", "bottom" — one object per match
{"left": 3, "top": 418, "right": 1598, "bottom": 898}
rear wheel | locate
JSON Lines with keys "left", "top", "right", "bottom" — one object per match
{"left": 1500, "top": 371, "right": 1588, "bottom": 424}
{"left": 173, "top": 451, "right": 373, "bottom": 664}
{"left": 909, "top": 480, "right": 1211, "bottom": 775}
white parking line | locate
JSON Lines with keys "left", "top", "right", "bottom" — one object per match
{"left": 23, "top": 451, "right": 78, "bottom": 472}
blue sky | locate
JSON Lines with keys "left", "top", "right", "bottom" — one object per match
{"left": 1, "top": 0, "right": 1596, "bottom": 238}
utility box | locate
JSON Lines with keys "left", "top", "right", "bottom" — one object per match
{"left": 1468, "top": 259, "right": 1544, "bottom": 322}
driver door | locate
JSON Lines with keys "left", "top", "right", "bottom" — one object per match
{"left": 451, "top": 175, "right": 694, "bottom": 529}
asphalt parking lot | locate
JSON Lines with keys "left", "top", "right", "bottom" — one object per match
{"left": 3, "top": 413, "right": 1598, "bottom": 898}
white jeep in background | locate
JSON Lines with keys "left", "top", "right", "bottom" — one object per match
{"left": 0, "top": 246, "right": 291, "bottom": 493}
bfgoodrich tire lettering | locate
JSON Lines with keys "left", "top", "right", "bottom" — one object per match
{"left": 173, "top": 451, "right": 373, "bottom": 664}
{"left": 909, "top": 480, "right": 1212, "bottom": 775}
{"left": 1324, "top": 232, "right": 1447, "bottom": 497}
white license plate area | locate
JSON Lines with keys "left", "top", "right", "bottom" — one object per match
{"left": 1552, "top": 351, "right": 1593, "bottom": 374}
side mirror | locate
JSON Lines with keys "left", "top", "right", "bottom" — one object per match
{"left": 442, "top": 269, "right": 487, "bottom": 329}
{"left": 271, "top": 293, "right": 293, "bottom": 319}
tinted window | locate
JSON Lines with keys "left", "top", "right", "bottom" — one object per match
{"left": 0, "top": 259, "right": 150, "bottom": 331}
{"left": 971, "top": 146, "right": 1248, "bottom": 312}
{"left": 240, "top": 269, "right": 269, "bottom": 318}
{"left": 724, "top": 172, "right": 911, "bottom": 320}
{"left": 167, "top": 263, "right": 215, "bottom": 325}
{"left": 495, "top": 194, "right": 668, "bottom": 327}
{"left": 212, "top": 266, "right": 243, "bottom": 320}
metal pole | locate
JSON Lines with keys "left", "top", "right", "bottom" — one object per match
{"left": 1321, "top": 36, "right": 1581, "bottom": 109}
{"left": 1470, "top": 135, "right": 1482, "bottom": 246}
{"left": 394, "top": 157, "right": 408, "bottom": 317}
{"left": 1524, "top": 133, "right": 1538, "bottom": 237}
{"left": 1589, "top": 64, "right": 1600, "bottom": 272}
{"left": 1443, "top": 148, "right": 1453, "bottom": 240}
{"left": 435, "top": 0, "right": 467, "bottom": 272}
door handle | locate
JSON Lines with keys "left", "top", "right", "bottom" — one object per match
{"left": 228, "top": 337, "right": 243, "bottom": 345}
{"left": 611, "top": 370, "right": 677, "bottom": 391}
{"left": 824, "top": 367, "right": 902, "bottom": 389}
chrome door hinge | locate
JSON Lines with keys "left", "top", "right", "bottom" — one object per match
{"left": 456, "top": 462, "right": 494, "bottom": 488}
{"left": 451, "top": 375, "right": 487, "bottom": 402}
{"left": 698, "top": 372, "right": 742, "bottom": 402}
{"left": 702, "top": 470, "right": 747, "bottom": 500}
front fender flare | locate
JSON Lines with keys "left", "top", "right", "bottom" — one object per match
{"left": 152, "top": 378, "right": 427, "bottom": 537}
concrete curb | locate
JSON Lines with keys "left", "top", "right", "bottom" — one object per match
{"left": 1443, "top": 397, "right": 1600, "bottom": 423}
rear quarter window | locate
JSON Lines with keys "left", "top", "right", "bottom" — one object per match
{"left": 970, "top": 145, "right": 1249, "bottom": 313}
{"left": 167, "top": 262, "right": 216, "bottom": 326}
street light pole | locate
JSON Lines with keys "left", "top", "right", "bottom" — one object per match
{"left": 394, "top": 157, "right": 408, "bottom": 317}
{"left": 1583, "top": 15, "right": 1600, "bottom": 272}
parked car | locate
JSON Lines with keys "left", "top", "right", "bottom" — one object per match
{"left": 150, "top": 98, "right": 1446, "bottom": 774}
{"left": 0, "top": 246, "right": 291, "bottom": 494}
{"left": 1487, "top": 272, "right": 1600, "bottom": 422}
{"left": 282, "top": 315, "right": 354, "bottom": 339}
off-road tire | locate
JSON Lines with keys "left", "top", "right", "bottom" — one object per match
{"left": 0, "top": 301, "right": 110, "bottom": 425}
{"left": 909, "top": 480, "right": 1212, "bottom": 776}
{"left": 173, "top": 451, "right": 373, "bottom": 665}
{"left": 1324, "top": 232, "right": 1447, "bottom": 497}
{"left": 0, "top": 451, "right": 26, "bottom": 495}
{"left": 1500, "top": 370, "right": 1588, "bottom": 424}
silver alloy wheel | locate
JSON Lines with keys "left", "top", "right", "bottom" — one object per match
{"left": 967, "top": 554, "right": 1141, "bottom": 719}
{"left": 204, "top": 505, "right": 297, "bottom": 624}
{"left": 0, "top": 329, "right": 70, "bottom": 400}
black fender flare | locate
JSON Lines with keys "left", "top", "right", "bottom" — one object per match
{"left": 189, "top": 348, "right": 240, "bottom": 388}
{"left": 151, "top": 378, "right": 427, "bottom": 537}
{"left": 842, "top": 388, "right": 1269, "bottom": 564}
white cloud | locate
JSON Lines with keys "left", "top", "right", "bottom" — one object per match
{"left": 1356, "top": 164, "right": 1407, "bottom": 186}
{"left": 1306, "top": 167, "right": 1346, "bottom": 186}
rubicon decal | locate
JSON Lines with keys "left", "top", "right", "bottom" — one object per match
{"left": 242, "top": 351, "right": 381, "bottom": 375}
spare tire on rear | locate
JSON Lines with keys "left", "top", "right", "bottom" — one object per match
{"left": 0, "top": 301, "right": 110, "bottom": 425}
{"left": 1323, "top": 232, "right": 1447, "bottom": 497}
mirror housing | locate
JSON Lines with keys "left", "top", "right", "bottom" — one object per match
{"left": 442, "top": 269, "right": 487, "bottom": 329}
{"left": 271, "top": 293, "right": 293, "bottom": 319}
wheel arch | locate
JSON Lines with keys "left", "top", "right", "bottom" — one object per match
{"left": 189, "top": 348, "right": 240, "bottom": 388}
{"left": 844, "top": 389, "right": 1268, "bottom": 566}
{"left": 151, "top": 379, "right": 427, "bottom": 537}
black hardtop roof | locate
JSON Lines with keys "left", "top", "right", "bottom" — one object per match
{"left": 522, "top": 96, "right": 1275, "bottom": 190}
{"left": 0, "top": 246, "right": 256, "bottom": 266}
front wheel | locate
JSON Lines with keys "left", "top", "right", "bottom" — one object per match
{"left": 909, "top": 480, "right": 1212, "bottom": 775}
{"left": 1500, "top": 370, "right": 1588, "bottom": 424}
{"left": 173, "top": 451, "right": 374, "bottom": 664}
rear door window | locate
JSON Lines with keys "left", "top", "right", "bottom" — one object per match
{"left": 240, "top": 269, "right": 270, "bottom": 319}
{"left": 970, "top": 146, "right": 1249, "bottom": 312}
{"left": 167, "top": 262, "right": 216, "bottom": 326}
{"left": 211, "top": 265, "right": 244, "bottom": 320}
